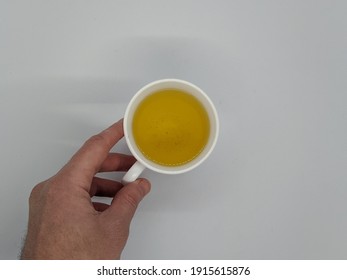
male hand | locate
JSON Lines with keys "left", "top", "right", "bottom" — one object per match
{"left": 21, "top": 119, "right": 151, "bottom": 259}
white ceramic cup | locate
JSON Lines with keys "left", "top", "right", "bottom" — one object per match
{"left": 122, "top": 79, "right": 219, "bottom": 184}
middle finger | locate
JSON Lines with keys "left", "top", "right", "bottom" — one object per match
{"left": 89, "top": 176, "right": 124, "bottom": 197}
{"left": 99, "top": 153, "right": 136, "bottom": 172}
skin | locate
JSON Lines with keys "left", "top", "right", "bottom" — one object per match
{"left": 20, "top": 119, "right": 151, "bottom": 259}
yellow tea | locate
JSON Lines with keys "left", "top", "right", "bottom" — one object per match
{"left": 132, "top": 89, "right": 210, "bottom": 166}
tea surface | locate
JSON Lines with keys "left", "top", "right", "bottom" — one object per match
{"left": 132, "top": 89, "right": 210, "bottom": 166}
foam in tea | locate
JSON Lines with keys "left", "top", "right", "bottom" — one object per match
{"left": 132, "top": 89, "right": 210, "bottom": 166}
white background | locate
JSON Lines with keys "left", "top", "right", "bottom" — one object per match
{"left": 1, "top": 0, "right": 346, "bottom": 259}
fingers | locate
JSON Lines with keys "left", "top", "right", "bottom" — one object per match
{"left": 99, "top": 153, "right": 136, "bottom": 172}
{"left": 89, "top": 177, "right": 124, "bottom": 197}
{"left": 72, "top": 119, "right": 124, "bottom": 172}
{"left": 103, "top": 178, "right": 151, "bottom": 224}
{"left": 60, "top": 119, "right": 125, "bottom": 191}
{"left": 91, "top": 177, "right": 150, "bottom": 218}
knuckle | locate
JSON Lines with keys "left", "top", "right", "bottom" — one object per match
{"left": 29, "top": 181, "right": 45, "bottom": 204}
{"left": 86, "top": 133, "right": 107, "bottom": 146}
{"left": 29, "top": 178, "right": 60, "bottom": 205}
{"left": 122, "top": 192, "right": 139, "bottom": 210}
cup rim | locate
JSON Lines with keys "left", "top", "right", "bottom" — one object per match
{"left": 124, "top": 78, "right": 219, "bottom": 174}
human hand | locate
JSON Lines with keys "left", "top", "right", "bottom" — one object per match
{"left": 21, "top": 119, "right": 151, "bottom": 259}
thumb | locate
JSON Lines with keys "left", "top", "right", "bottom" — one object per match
{"left": 106, "top": 178, "right": 151, "bottom": 224}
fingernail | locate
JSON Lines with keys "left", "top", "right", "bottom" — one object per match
{"left": 136, "top": 178, "right": 151, "bottom": 195}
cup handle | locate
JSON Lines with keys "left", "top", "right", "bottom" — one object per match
{"left": 121, "top": 161, "right": 146, "bottom": 185}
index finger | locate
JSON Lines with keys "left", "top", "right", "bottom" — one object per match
{"left": 62, "top": 119, "right": 125, "bottom": 186}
